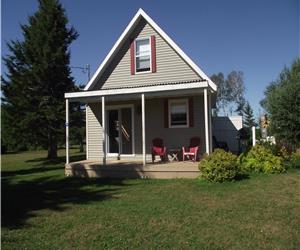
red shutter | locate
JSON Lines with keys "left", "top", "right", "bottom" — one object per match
{"left": 164, "top": 99, "right": 168, "bottom": 128}
{"left": 189, "top": 98, "right": 194, "bottom": 127}
{"left": 130, "top": 40, "right": 135, "bottom": 75}
{"left": 151, "top": 35, "right": 156, "bottom": 73}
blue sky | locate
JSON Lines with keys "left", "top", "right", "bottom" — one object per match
{"left": 2, "top": 0, "right": 299, "bottom": 116}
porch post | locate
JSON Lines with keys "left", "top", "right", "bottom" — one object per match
{"left": 102, "top": 96, "right": 106, "bottom": 165}
{"left": 252, "top": 126, "right": 256, "bottom": 146}
{"left": 66, "top": 98, "right": 69, "bottom": 164}
{"left": 204, "top": 88, "right": 210, "bottom": 154}
{"left": 118, "top": 110, "right": 121, "bottom": 160}
{"left": 141, "top": 93, "right": 146, "bottom": 166}
{"left": 208, "top": 93, "right": 213, "bottom": 153}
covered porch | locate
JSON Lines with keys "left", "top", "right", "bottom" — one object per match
{"left": 65, "top": 80, "right": 214, "bottom": 177}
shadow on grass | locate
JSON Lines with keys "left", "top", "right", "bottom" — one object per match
{"left": 2, "top": 175, "right": 130, "bottom": 229}
{"left": 235, "top": 172, "right": 250, "bottom": 181}
{"left": 2, "top": 154, "right": 86, "bottom": 177}
{"left": 1, "top": 166, "right": 63, "bottom": 177}
{"left": 1, "top": 151, "right": 18, "bottom": 155}
{"left": 26, "top": 154, "right": 85, "bottom": 165}
{"left": 1, "top": 152, "right": 132, "bottom": 229}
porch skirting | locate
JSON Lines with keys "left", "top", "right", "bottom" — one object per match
{"left": 65, "top": 160, "right": 200, "bottom": 179}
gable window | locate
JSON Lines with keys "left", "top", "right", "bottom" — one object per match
{"left": 135, "top": 38, "right": 151, "bottom": 73}
{"left": 168, "top": 99, "right": 189, "bottom": 128}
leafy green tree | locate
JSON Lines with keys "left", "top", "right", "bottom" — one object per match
{"left": 243, "top": 101, "right": 256, "bottom": 129}
{"left": 2, "top": 0, "right": 78, "bottom": 159}
{"left": 261, "top": 59, "right": 300, "bottom": 147}
{"left": 211, "top": 71, "right": 245, "bottom": 116}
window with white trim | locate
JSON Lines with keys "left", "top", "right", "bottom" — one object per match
{"left": 135, "top": 38, "right": 151, "bottom": 72}
{"left": 169, "top": 99, "right": 189, "bottom": 128}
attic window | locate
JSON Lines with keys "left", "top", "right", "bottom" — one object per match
{"left": 135, "top": 38, "right": 151, "bottom": 73}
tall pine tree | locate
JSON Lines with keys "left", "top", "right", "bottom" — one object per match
{"left": 2, "top": 0, "right": 78, "bottom": 159}
{"left": 243, "top": 102, "right": 256, "bottom": 128}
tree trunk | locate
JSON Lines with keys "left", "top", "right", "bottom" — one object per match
{"left": 79, "top": 140, "right": 84, "bottom": 153}
{"left": 47, "top": 134, "right": 57, "bottom": 159}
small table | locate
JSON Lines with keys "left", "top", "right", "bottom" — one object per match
{"left": 168, "top": 148, "right": 181, "bottom": 162}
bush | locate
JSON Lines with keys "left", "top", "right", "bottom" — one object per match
{"left": 285, "top": 150, "right": 300, "bottom": 169}
{"left": 257, "top": 141, "right": 289, "bottom": 159}
{"left": 199, "top": 149, "right": 240, "bottom": 182}
{"left": 240, "top": 144, "right": 285, "bottom": 173}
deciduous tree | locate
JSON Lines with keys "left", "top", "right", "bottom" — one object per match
{"left": 211, "top": 71, "right": 245, "bottom": 116}
{"left": 261, "top": 59, "right": 300, "bottom": 147}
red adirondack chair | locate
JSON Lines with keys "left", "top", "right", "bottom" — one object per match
{"left": 182, "top": 137, "right": 201, "bottom": 162}
{"left": 151, "top": 138, "right": 167, "bottom": 163}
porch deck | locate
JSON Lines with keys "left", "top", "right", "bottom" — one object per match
{"left": 65, "top": 160, "right": 200, "bottom": 179}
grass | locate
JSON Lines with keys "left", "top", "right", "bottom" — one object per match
{"left": 1, "top": 149, "right": 300, "bottom": 249}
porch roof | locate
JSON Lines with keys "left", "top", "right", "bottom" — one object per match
{"left": 65, "top": 79, "right": 215, "bottom": 103}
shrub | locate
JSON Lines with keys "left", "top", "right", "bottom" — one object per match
{"left": 199, "top": 149, "right": 240, "bottom": 182}
{"left": 285, "top": 150, "right": 300, "bottom": 169}
{"left": 240, "top": 144, "right": 285, "bottom": 173}
{"left": 257, "top": 141, "right": 289, "bottom": 159}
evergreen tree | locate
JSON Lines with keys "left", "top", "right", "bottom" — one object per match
{"left": 243, "top": 102, "right": 256, "bottom": 128}
{"left": 2, "top": 0, "right": 78, "bottom": 159}
{"left": 235, "top": 98, "right": 246, "bottom": 116}
{"left": 70, "top": 85, "right": 86, "bottom": 153}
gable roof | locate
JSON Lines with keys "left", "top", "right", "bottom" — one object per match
{"left": 84, "top": 8, "right": 217, "bottom": 92}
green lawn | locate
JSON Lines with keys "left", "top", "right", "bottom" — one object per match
{"left": 2, "top": 150, "right": 300, "bottom": 249}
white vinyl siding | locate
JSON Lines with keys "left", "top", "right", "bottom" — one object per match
{"left": 92, "top": 20, "right": 201, "bottom": 90}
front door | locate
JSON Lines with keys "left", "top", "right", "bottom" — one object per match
{"left": 107, "top": 109, "right": 119, "bottom": 154}
{"left": 120, "top": 108, "right": 133, "bottom": 154}
{"left": 107, "top": 107, "right": 133, "bottom": 155}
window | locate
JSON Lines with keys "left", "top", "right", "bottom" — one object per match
{"left": 169, "top": 99, "right": 189, "bottom": 128}
{"left": 135, "top": 38, "right": 151, "bottom": 73}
